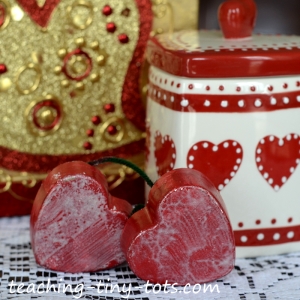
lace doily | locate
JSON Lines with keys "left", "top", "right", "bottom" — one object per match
{"left": 1, "top": 216, "right": 300, "bottom": 299}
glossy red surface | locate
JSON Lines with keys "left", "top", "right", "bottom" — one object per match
{"left": 147, "top": 34, "right": 300, "bottom": 78}
{"left": 255, "top": 134, "right": 300, "bottom": 191}
{"left": 121, "top": 168, "right": 235, "bottom": 284}
{"left": 30, "top": 161, "right": 132, "bottom": 273}
{"left": 187, "top": 140, "right": 243, "bottom": 191}
{"left": 218, "top": 0, "right": 257, "bottom": 39}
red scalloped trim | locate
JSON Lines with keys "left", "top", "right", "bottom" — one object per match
{"left": 121, "top": 0, "right": 153, "bottom": 131}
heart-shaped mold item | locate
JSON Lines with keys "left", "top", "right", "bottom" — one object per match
{"left": 187, "top": 140, "right": 243, "bottom": 191}
{"left": 256, "top": 134, "right": 300, "bottom": 191}
{"left": 121, "top": 168, "right": 235, "bottom": 285}
{"left": 30, "top": 161, "right": 132, "bottom": 273}
{"left": 154, "top": 131, "right": 176, "bottom": 176}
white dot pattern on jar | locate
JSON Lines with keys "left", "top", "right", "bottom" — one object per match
{"left": 254, "top": 99, "right": 262, "bottom": 107}
{"left": 180, "top": 99, "right": 189, "bottom": 107}
{"left": 241, "top": 236, "right": 248, "bottom": 243}
{"left": 238, "top": 100, "right": 245, "bottom": 107}
{"left": 283, "top": 97, "right": 289, "bottom": 104}
{"left": 221, "top": 100, "right": 228, "bottom": 107}
{"left": 204, "top": 100, "right": 210, "bottom": 107}
{"left": 257, "top": 233, "right": 264, "bottom": 240}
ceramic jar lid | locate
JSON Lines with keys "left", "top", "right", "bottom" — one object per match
{"left": 146, "top": 30, "right": 300, "bottom": 78}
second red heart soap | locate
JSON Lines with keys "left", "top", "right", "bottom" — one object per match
{"left": 31, "top": 161, "right": 132, "bottom": 273}
{"left": 122, "top": 168, "right": 235, "bottom": 284}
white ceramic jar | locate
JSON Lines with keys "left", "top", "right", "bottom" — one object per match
{"left": 146, "top": 30, "right": 300, "bottom": 258}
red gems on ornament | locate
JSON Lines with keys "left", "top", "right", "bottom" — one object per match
{"left": 86, "top": 129, "right": 94, "bottom": 137}
{"left": 297, "top": 81, "right": 300, "bottom": 87}
{"left": 118, "top": 34, "right": 129, "bottom": 44}
{"left": 83, "top": 142, "right": 93, "bottom": 150}
{"left": 107, "top": 125, "right": 117, "bottom": 135}
{"left": 0, "top": 64, "right": 7, "bottom": 74}
{"left": 91, "top": 116, "right": 101, "bottom": 125}
{"left": 102, "top": 5, "right": 113, "bottom": 16}
{"left": 283, "top": 83, "right": 288, "bottom": 89}
{"left": 268, "top": 86, "right": 273, "bottom": 91}
{"left": 106, "top": 22, "right": 116, "bottom": 33}
{"left": 236, "top": 86, "right": 241, "bottom": 92}
{"left": 219, "top": 85, "right": 224, "bottom": 91}
{"left": 206, "top": 85, "right": 210, "bottom": 91}
{"left": 104, "top": 103, "right": 115, "bottom": 113}
{"left": 250, "top": 86, "right": 256, "bottom": 92}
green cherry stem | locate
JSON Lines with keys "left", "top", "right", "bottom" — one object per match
{"left": 88, "top": 156, "right": 154, "bottom": 188}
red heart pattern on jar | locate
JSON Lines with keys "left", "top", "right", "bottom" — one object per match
{"left": 187, "top": 140, "right": 243, "bottom": 191}
{"left": 154, "top": 131, "right": 176, "bottom": 176}
{"left": 255, "top": 134, "right": 300, "bottom": 191}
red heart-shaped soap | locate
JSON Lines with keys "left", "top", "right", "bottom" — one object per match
{"left": 122, "top": 168, "right": 235, "bottom": 285}
{"left": 30, "top": 161, "right": 132, "bottom": 273}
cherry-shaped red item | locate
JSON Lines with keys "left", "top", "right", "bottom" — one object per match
{"left": 218, "top": 0, "right": 257, "bottom": 39}
{"left": 121, "top": 168, "right": 235, "bottom": 285}
{"left": 30, "top": 161, "right": 132, "bottom": 273}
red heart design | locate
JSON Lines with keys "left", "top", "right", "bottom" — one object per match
{"left": 154, "top": 131, "right": 176, "bottom": 176}
{"left": 187, "top": 140, "right": 243, "bottom": 191}
{"left": 16, "top": 0, "right": 60, "bottom": 28}
{"left": 30, "top": 161, "right": 132, "bottom": 273}
{"left": 218, "top": 0, "right": 257, "bottom": 39}
{"left": 255, "top": 134, "right": 300, "bottom": 191}
{"left": 122, "top": 168, "right": 235, "bottom": 284}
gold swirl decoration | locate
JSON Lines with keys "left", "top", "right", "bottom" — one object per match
{"left": 0, "top": 0, "right": 143, "bottom": 155}
{"left": 0, "top": 0, "right": 198, "bottom": 205}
